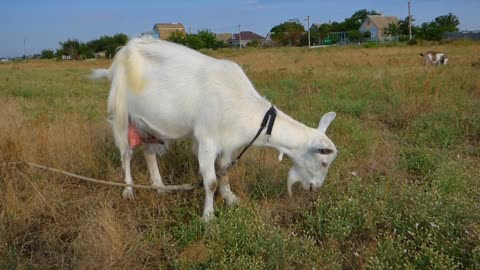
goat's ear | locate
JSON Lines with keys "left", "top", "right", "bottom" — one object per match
{"left": 318, "top": 112, "right": 336, "bottom": 133}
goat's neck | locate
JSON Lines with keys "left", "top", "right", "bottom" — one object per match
{"left": 254, "top": 109, "right": 313, "bottom": 156}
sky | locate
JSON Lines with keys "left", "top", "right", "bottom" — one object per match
{"left": 1, "top": 0, "right": 479, "bottom": 57}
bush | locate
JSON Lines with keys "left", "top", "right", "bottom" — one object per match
{"left": 363, "top": 42, "right": 378, "bottom": 48}
{"left": 407, "top": 39, "right": 418, "bottom": 45}
{"left": 400, "top": 147, "right": 439, "bottom": 178}
{"left": 406, "top": 112, "right": 461, "bottom": 149}
{"left": 40, "top": 49, "right": 55, "bottom": 59}
{"left": 174, "top": 207, "right": 320, "bottom": 269}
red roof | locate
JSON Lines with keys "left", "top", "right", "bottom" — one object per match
{"left": 227, "top": 31, "right": 265, "bottom": 41}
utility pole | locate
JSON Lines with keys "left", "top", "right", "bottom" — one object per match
{"left": 408, "top": 1, "right": 412, "bottom": 40}
{"left": 238, "top": 24, "right": 242, "bottom": 49}
{"left": 306, "top": 16, "right": 311, "bottom": 47}
{"left": 23, "top": 38, "right": 26, "bottom": 59}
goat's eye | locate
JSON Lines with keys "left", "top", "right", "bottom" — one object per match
{"left": 317, "top": 148, "right": 333, "bottom": 155}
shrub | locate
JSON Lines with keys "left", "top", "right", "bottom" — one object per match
{"left": 400, "top": 147, "right": 439, "bottom": 178}
{"left": 406, "top": 112, "right": 461, "bottom": 149}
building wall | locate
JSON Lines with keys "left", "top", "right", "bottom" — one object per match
{"left": 152, "top": 26, "right": 185, "bottom": 40}
{"left": 360, "top": 23, "right": 379, "bottom": 41}
{"left": 230, "top": 39, "right": 250, "bottom": 47}
{"left": 359, "top": 16, "right": 398, "bottom": 42}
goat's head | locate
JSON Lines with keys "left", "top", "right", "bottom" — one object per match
{"left": 286, "top": 112, "right": 337, "bottom": 196}
{"left": 441, "top": 55, "right": 449, "bottom": 65}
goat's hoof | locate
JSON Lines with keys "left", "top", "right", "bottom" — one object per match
{"left": 225, "top": 194, "right": 240, "bottom": 206}
{"left": 154, "top": 185, "right": 167, "bottom": 196}
{"left": 201, "top": 211, "right": 215, "bottom": 223}
{"left": 122, "top": 187, "right": 135, "bottom": 200}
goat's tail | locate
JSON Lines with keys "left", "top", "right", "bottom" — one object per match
{"left": 110, "top": 62, "right": 128, "bottom": 151}
{"left": 107, "top": 44, "right": 145, "bottom": 153}
{"left": 419, "top": 53, "right": 424, "bottom": 57}
{"left": 89, "top": 68, "right": 111, "bottom": 80}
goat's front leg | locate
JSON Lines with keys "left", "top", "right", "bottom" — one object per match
{"left": 197, "top": 140, "right": 218, "bottom": 222}
{"left": 218, "top": 152, "right": 239, "bottom": 206}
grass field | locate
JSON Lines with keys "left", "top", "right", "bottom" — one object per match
{"left": 1, "top": 42, "right": 480, "bottom": 269}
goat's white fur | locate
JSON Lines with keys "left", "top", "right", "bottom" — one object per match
{"left": 91, "top": 37, "right": 337, "bottom": 221}
{"left": 420, "top": 51, "right": 448, "bottom": 65}
{"left": 89, "top": 69, "right": 111, "bottom": 80}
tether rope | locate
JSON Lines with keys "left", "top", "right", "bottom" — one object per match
{"left": 1, "top": 161, "right": 198, "bottom": 192}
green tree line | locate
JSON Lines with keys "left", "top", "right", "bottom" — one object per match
{"left": 41, "top": 33, "right": 128, "bottom": 60}
{"left": 41, "top": 30, "right": 226, "bottom": 59}
{"left": 268, "top": 10, "right": 460, "bottom": 46}
{"left": 167, "top": 29, "right": 226, "bottom": 50}
{"left": 39, "top": 10, "right": 461, "bottom": 58}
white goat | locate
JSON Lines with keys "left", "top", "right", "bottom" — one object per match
{"left": 91, "top": 37, "right": 337, "bottom": 221}
{"left": 420, "top": 51, "right": 448, "bottom": 65}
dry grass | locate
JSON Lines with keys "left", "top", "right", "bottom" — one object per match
{"left": 1, "top": 42, "right": 480, "bottom": 269}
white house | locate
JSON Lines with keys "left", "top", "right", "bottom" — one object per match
{"left": 359, "top": 15, "right": 399, "bottom": 42}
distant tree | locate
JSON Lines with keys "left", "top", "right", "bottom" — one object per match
{"left": 58, "top": 39, "right": 82, "bottom": 59}
{"left": 197, "top": 30, "right": 218, "bottom": 49}
{"left": 309, "top": 9, "right": 380, "bottom": 45}
{"left": 385, "top": 22, "right": 399, "bottom": 37}
{"left": 344, "top": 9, "right": 381, "bottom": 30}
{"left": 56, "top": 33, "right": 127, "bottom": 60}
{"left": 398, "top": 16, "right": 420, "bottom": 36}
{"left": 105, "top": 33, "right": 127, "bottom": 57}
{"left": 246, "top": 39, "right": 260, "bottom": 47}
{"left": 186, "top": 34, "right": 205, "bottom": 50}
{"left": 418, "top": 22, "right": 443, "bottom": 41}
{"left": 169, "top": 30, "right": 225, "bottom": 50}
{"left": 300, "top": 33, "right": 309, "bottom": 46}
{"left": 168, "top": 30, "right": 187, "bottom": 45}
{"left": 270, "top": 19, "right": 305, "bottom": 46}
{"left": 417, "top": 13, "right": 460, "bottom": 41}
{"left": 435, "top": 13, "right": 460, "bottom": 32}
{"left": 316, "top": 23, "right": 333, "bottom": 42}
{"left": 309, "top": 25, "right": 321, "bottom": 45}
{"left": 86, "top": 33, "right": 128, "bottom": 58}
{"left": 40, "top": 49, "right": 55, "bottom": 59}
{"left": 347, "top": 30, "right": 362, "bottom": 42}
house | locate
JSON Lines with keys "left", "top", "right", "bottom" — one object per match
{"left": 152, "top": 23, "right": 185, "bottom": 40}
{"left": 263, "top": 33, "right": 275, "bottom": 47}
{"left": 359, "top": 15, "right": 399, "bottom": 42}
{"left": 215, "top": 33, "right": 232, "bottom": 44}
{"left": 94, "top": 51, "right": 107, "bottom": 59}
{"left": 227, "top": 31, "right": 265, "bottom": 47}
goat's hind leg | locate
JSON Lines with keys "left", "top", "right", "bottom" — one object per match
{"left": 144, "top": 143, "right": 168, "bottom": 195}
{"left": 121, "top": 147, "right": 135, "bottom": 199}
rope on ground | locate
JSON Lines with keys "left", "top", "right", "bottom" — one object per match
{"left": 1, "top": 161, "right": 198, "bottom": 192}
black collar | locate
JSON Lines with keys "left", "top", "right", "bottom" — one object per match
{"left": 261, "top": 106, "right": 277, "bottom": 137}
{"left": 219, "top": 106, "right": 277, "bottom": 175}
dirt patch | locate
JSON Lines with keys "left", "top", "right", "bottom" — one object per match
{"left": 179, "top": 241, "right": 209, "bottom": 265}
